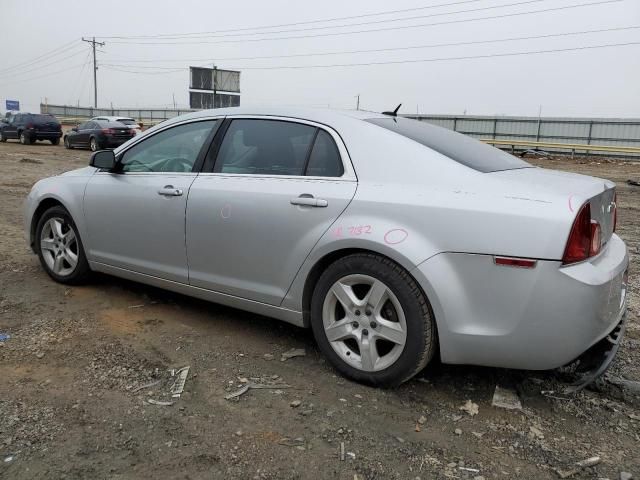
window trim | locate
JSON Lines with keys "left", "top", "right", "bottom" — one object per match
{"left": 106, "top": 118, "right": 222, "bottom": 176}
{"left": 202, "top": 115, "right": 356, "bottom": 181}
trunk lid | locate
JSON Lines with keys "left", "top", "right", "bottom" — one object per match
{"left": 490, "top": 167, "right": 617, "bottom": 246}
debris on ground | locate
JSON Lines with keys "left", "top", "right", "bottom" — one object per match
{"left": 4, "top": 455, "right": 14, "bottom": 463}
{"left": 170, "top": 366, "right": 190, "bottom": 398}
{"left": 491, "top": 385, "right": 523, "bottom": 410}
{"left": 0, "top": 333, "right": 10, "bottom": 342}
{"left": 19, "top": 157, "right": 43, "bottom": 164}
{"left": 576, "top": 456, "right": 601, "bottom": 468}
{"left": 280, "top": 348, "right": 306, "bottom": 361}
{"left": 130, "top": 380, "right": 161, "bottom": 393}
{"left": 346, "top": 452, "right": 356, "bottom": 460}
{"left": 340, "top": 442, "right": 345, "bottom": 461}
{"left": 608, "top": 376, "right": 640, "bottom": 394}
{"left": 147, "top": 399, "right": 174, "bottom": 406}
{"left": 460, "top": 466, "right": 480, "bottom": 473}
{"left": 459, "top": 399, "right": 479, "bottom": 416}
{"left": 529, "top": 426, "right": 544, "bottom": 440}
{"left": 620, "top": 472, "right": 633, "bottom": 480}
{"left": 627, "top": 179, "right": 640, "bottom": 186}
{"left": 454, "top": 428, "right": 462, "bottom": 435}
{"left": 128, "top": 304, "right": 144, "bottom": 309}
{"left": 278, "top": 437, "right": 304, "bottom": 447}
{"left": 224, "top": 382, "right": 291, "bottom": 400}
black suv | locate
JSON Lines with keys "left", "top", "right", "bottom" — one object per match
{"left": 0, "top": 113, "right": 63, "bottom": 145}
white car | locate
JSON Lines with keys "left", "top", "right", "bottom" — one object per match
{"left": 90, "top": 116, "right": 142, "bottom": 136}
{"left": 24, "top": 107, "right": 628, "bottom": 388}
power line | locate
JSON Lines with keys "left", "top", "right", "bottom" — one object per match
{"left": 104, "top": 0, "right": 550, "bottom": 41}
{"left": 0, "top": 39, "right": 80, "bottom": 74}
{"left": 0, "top": 47, "right": 87, "bottom": 78}
{"left": 100, "top": 26, "right": 640, "bottom": 66}
{"left": 0, "top": 63, "right": 87, "bottom": 87}
{"left": 92, "top": 0, "right": 491, "bottom": 39}
{"left": 99, "top": 41, "right": 640, "bottom": 74}
{"left": 105, "top": 0, "right": 623, "bottom": 45}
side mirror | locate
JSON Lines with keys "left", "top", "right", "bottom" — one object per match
{"left": 90, "top": 150, "right": 116, "bottom": 170}
{"left": 71, "top": 127, "right": 78, "bottom": 132}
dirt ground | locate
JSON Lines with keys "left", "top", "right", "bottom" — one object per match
{"left": 0, "top": 141, "right": 639, "bottom": 480}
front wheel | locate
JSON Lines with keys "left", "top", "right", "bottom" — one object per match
{"left": 310, "top": 253, "right": 436, "bottom": 387}
{"left": 35, "top": 206, "right": 90, "bottom": 284}
{"left": 0, "top": 132, "right": 6, "bottom": 142}
{"left": 64, "top": 136, "right": 72, "bottom": 149}
{"left": 90, "top": 137, "right": 99, "bottom": 152}
{"left": 51, "top": 138, "right": 60, "bottom": 145}
{"left": 19, "top": 131, "right": 30, "bottom": 145}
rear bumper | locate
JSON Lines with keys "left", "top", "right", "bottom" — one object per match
{"left": 413, "top": 234, "right": 628, "bottom": 370}
{"left": 102, "top": 137, "right": 132, "bottom": 148}
{"left": 29, "top": 129, "right": 62, "bottom": 140}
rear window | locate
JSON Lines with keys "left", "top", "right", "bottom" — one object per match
{"left": 30, "top": 114, "right": 59, "bottom": 124}
{"left": 117, "top": 119, "right": 137, "bottom": 126}
{"left": 366, "top": 117, "right": 531, "bottom": 173}
{"left": 98, "top": 121, "right": 127, "bottom": 128}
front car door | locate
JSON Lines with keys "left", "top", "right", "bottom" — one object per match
{"left": 83, "top": 118, "right": 220, "bottom": 283}
{"left": 4, "top": 114, "right": 20, "bottom": 139}
{"left": 186, "top": 117, "right": 357, "bottom": 305}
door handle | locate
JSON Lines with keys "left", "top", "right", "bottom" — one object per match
{"left": 290, "top": 195, "right": 328, "bottom": 208}
{"left": 158, "top": 185, "right": 183, "bottom": 197}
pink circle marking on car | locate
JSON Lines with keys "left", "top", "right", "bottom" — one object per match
{"left": 384, "top": 228, "right": 408, "bottom": 245}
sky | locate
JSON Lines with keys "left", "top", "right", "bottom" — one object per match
{"left": 1, "top": 0, "right": 639, "bottom": 117}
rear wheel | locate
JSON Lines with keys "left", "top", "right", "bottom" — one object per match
{"left": 35, "top": 206, "right": 90, "bottom": 284}
{"left": 310, "top": 253, "right": 436, "bottom": 387}
{"left": 64, "top": 136, "right": 72, "bottom": 149}
{"left": 19, "top": 131, "right": 30, "bottom": 145}
{"left": 50, "top": 138, "right": 60, "bottom": 145}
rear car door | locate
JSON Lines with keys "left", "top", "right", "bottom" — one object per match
{"left": 186, "top": 117, "right": 357, "bottom": 305}
{"left": 83, "top": 119, "right": 220, "bottom": 283}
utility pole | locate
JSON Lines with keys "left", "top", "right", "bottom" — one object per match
{"left": 82, "top": 37, "right": 105, "bottom": 108}
{"left": 355, "top": 94, "right": 360, "bottom": 110}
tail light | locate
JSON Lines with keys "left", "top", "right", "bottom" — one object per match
{"left": 562, "top": 203, "right": 602, "bottom": 264}
{"left": 26, "top": 123, "right": 34, "bottom": 129}
{"left": 101, "top": 128, "right": 115, "bottom": 134}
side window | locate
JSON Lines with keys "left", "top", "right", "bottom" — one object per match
{"left": 78, "top": 122, "right": 88, "bottom": 130}
{"left": 120, "top": 120, "right": 217, "bottom": 173}
{"left": 305, "top": 130, "right": 344, "bottom": 177}
{"left": 215, "top": 119, "right": 316, "bottom": 176}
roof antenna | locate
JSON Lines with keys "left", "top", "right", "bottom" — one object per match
{"left": 382, "top": 104, "right": 402, "bottom": 117}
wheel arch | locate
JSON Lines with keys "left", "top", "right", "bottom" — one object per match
{"left": 30, "top": 198, "right": 68, "bottom": 251}
{"left": 300, "top": 247, "right": 438, "bottom": 340}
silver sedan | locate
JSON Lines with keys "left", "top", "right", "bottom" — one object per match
{"left": 24, "top": 107, "right": 629, "bottom": 387}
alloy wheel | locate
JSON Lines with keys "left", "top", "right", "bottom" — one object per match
{"left": 39, "top": 217, "right": 78, "bottom": 277}
{"left": 322, "top": 274, "right": 407, "bottom": 372}
{"left": 90, "top": 138, "right": 97, "bottom": 151}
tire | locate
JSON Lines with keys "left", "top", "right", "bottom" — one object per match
{"left": 0, "top": 132, "right": 6, "bottom": 142}
{"left": 310, "top": 253, "right": 436, "bottom": 387}
{"left": 35, "top": 205, "right": 91, "bottom": 285}
{"left": 51, "top": 138, "right": 60, "bottom": 146}
{"left": 64, "top": 136, "right": 72, "bottom": 149}
{"left": 19, "top": 131, "right": 29, "bottom": 145}
{"left": 90, "top": 137, "right": 99, "bottom": 152}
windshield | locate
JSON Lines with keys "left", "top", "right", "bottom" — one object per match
{"left": 366, "top": 117, "right": 531, "bottom": 173}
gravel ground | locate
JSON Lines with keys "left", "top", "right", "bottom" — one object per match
{"left": 0, "top": 141, "right": 638, "bottom": 480}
